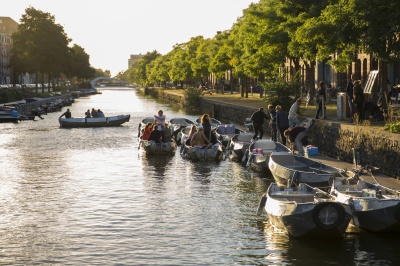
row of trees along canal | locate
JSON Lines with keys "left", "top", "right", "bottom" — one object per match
{"left": 10, "top": 7, "right": 110, "bottom": 92}
{"left": 117, "top": 0, "right": 400, "bottom": 110}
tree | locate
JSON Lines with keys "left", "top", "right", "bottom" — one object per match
{"left": 11, "top": 7, "right": 71, "bottom": 92}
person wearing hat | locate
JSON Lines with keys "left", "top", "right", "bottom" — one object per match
{"left": 289, "top": 98, "right": 302, "bottom": 128}
{"left": 315, "top": 81, "right": 327, "bottom": 119}
{"left": 353, "top": 80, "right": 364, "bottom": 123}
{"left": 190, "top": 125, "right": 210, "bottom": 147}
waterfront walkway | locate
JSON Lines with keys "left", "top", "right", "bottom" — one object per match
{"left": 165, "top": 89, "right": 400, "bottom": 188}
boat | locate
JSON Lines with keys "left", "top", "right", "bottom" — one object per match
{"left": 181, "top": 143, "right": 224, "bottom": 161}
{"left": 139, "top": 140, "right": 177, "bottom": 155}
{"left": 228, "top": 132, "right": 254, "bottom": 161}
{"left": 258, "top": 182, "right": 353, "bottom": 238}
{"left": 245, "top": 139, "right": 291, "bottom": 172}
{"left": 0, "top": 107, "right": 20, "bottom": 123}
{"left": 169, "top": 117, "right": 195, "bottom": 144}
{"left": 215, "top": 123, "right": 245, "bottom": 149}
{"left": 330, "top": 176, "right": 400, "bottom": 232}
{"left": 59, "top": 115, "right": 130, "bottom": 128}
{"left": 268, "top": 153, "right": 354, "bottom": 190}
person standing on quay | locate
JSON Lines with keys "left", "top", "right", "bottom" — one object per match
{"left": 353, "top": 80, "right": 364, "bottom": 123}
{"left": 346, "top": 75, "right": 354, "bottom": 123}
{"left": 315, "top": 81, "right": 327, "bottom": 119}
{"left": 250, "top": 107, "right": 269, "bottom": 140}
{"left": 276, "top": 105, "right": 289, "bottom": 145}
{"left": 288, "top": 98, "right": 302, "bottom": 128}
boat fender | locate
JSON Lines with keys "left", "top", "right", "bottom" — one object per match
{"left": 393, "top": 202, "right": 400, "bottom": 222}
{"left": 311, "top": 202, "right": 345, "bottom": 230}
{"left": 256, "top": 194, "right": 267, "bottom": 216}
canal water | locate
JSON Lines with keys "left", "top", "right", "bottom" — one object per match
{"left": 0, "top": 88, "right": 399, "bottom": 265}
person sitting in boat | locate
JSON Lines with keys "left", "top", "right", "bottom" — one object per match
{"left": 186, "top": 125, "right": 198, "bottom": 145}
{"left": 97, "top": 109, "right": 105, "bottom": 117}
{"left": 32, "top": 109, "right": 44, "bottom": 120}
{"left": 284, "top": 126, "right": 308, "bottom": 156}
{"left": 59, "top": 108, "right": 71, "bottom": 119}
{"left": 91, "top": 108, "right": 98, "bottom": 117}
{"left": 164, "top": 123, "right": 171, "bottom": 142}
{"left": 191, "top": 125, "right": 210, "bottom": 148}
{"left": 85, "top": 109, "right": 91, "bottom": 118}
{"left": 148, "top": 125, "right": 162, "bottom": 143}
{"left": 141, "top": 122, "right": 152, "bottom": 140}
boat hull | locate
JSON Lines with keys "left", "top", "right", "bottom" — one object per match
{"left": 264, "top": 183, "right": 352, "bottom": 238}
{"left": 140, "top": 140, "right": 177, "bottom": 155}
{"left": 59, "top": 115, "right": 130, "bottom": 128}
{"left": 331, "top": 179, "right": 400, "bottom": 232}
{"left": 181, "top": 144, "right": 223, "bottom": 161}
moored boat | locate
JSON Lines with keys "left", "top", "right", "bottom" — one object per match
{"left": 59, "top": 115, "right": 130, "bottom": 128}
{"left": 228, "top": 132, "right": 254, "bottom": 161}
{"left": 245, "top": 139, "right": 291, "bottom": 172}
{"left": 330, "top": 176, "right": 400, "bottom": 232}
{"left": 268, "top": 153, "right": 354, "bottom": 190}
{"left": 259, "top": 182, "right": 353, "bottom": 238}
{"left": 169, "top": 117, "right": 195, "bottom": 144}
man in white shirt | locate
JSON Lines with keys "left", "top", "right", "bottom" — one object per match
{"left": 288, "top": 98, "right": 302, "bottom": 128}
{"left": 154, "top": 110, "right": 166, "bottom": 141}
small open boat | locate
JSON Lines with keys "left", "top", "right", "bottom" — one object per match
{"left": 59, "top": 115, "right": 130, "bottom": 128}
{"left": 245, "top": 139, "right": 291, "bottom": 172}
{"left": 228, "top": 132, "right": 254, "bottom": 161}
{"left": 169, "top": 117, "right": 195, "bottom": 144}
{"left": 330, "top": 176, "right": 400, "bottom": 232}
{"left": 215, "top": 124, "right": 245, "bottom": 149}
{"left": 139, "top": 140, "right": 177, "bottom": 155}
{"left": 258, "top": 182, "right": 353, "bottom": 238}
{"left": 268, "top": 153, "right": 354, "bottom": 190}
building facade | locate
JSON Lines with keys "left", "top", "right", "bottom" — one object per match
{"left": 0, "top": 17, "right": 18, "bottom": 84}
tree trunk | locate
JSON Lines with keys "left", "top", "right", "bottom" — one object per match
{"left": 378, "top": 60, "right": 388, "bottom": 110}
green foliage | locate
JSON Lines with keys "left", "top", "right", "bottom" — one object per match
{"left": 389, "top": 122, "right": 400, "bottom": 133}
{"left": 261, "top": 77, "right": 301, "bottom": 112}
{"left": 0, "top": 88, "right": 44, "bottom": 104}
{"left": 183, "top": 87, "right": 202, "bottom": 113}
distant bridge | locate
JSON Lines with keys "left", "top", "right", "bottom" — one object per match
{"left": 90, "top": 77, "right": 130, "bottom": 88}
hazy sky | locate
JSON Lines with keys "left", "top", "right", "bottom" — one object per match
{"left": 3, "top": 0, "right": 255, "bottom": 76}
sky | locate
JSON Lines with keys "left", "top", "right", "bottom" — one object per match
{"left": 3, "top": 0, "right": 256, "bottom": 77}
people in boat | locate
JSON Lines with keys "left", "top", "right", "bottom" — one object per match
{"left": 164, "top": 123, "right": 171, "bottom": 142}
{"left": 141, "top": 122, "right": 153, "bottom": 140}
{"left": 59, "top": 108, "right": 71, "bottom": 119}
{"left": 85, "top": 109, "right": 91, "bottom": 118}
{"left": 191, "top": 125, "right": 210, "bottom": 147}
{"left": 32, "top": 109, "right": 44, "bottom": 120}
{"left": 284, "top": 126, "right": 308, "bottom": 156}
{"left": 201, "top": 114, "right": 212, "bottom": 141}
{"left": 154, "top": 109, "right": 166, "bottom": 140}
{"left": 91, "top": 108, "right": 98, "bottom": 117}
{"left": 148, "top": 125, "right": 162, "bottom": 143}
{"left": 186, "top": 125, "right": 198, "bottom": 145}
{"left": 97, "top": 109, "right": 105, "bottom": 117}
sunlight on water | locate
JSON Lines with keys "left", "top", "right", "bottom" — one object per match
{"left": 0, "top": 88, "right": 398, "bottom": 265}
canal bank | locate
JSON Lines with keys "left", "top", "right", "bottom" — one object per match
{"left": 140, "top": 87, "right": 400, "bottom": 179}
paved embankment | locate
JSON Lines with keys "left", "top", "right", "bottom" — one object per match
{"left": 140, "top": 87, "right": 400, "bottom": 179}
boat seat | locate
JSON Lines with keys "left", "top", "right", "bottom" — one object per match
{"left": 237, "top": 134, "right": 253, "bottom": 142}
{"left": 170, "top": 118, "right": 187, "bottom": 125}
{"left": 272, "top": 194, "right": 315, "bottom": 203}
{"left": 254, "top": 140, "right": 276, "bottom": 150}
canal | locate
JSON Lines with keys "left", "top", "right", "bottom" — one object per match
{"left": 0, "top": 88, "right": 398, "bottom": 265}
